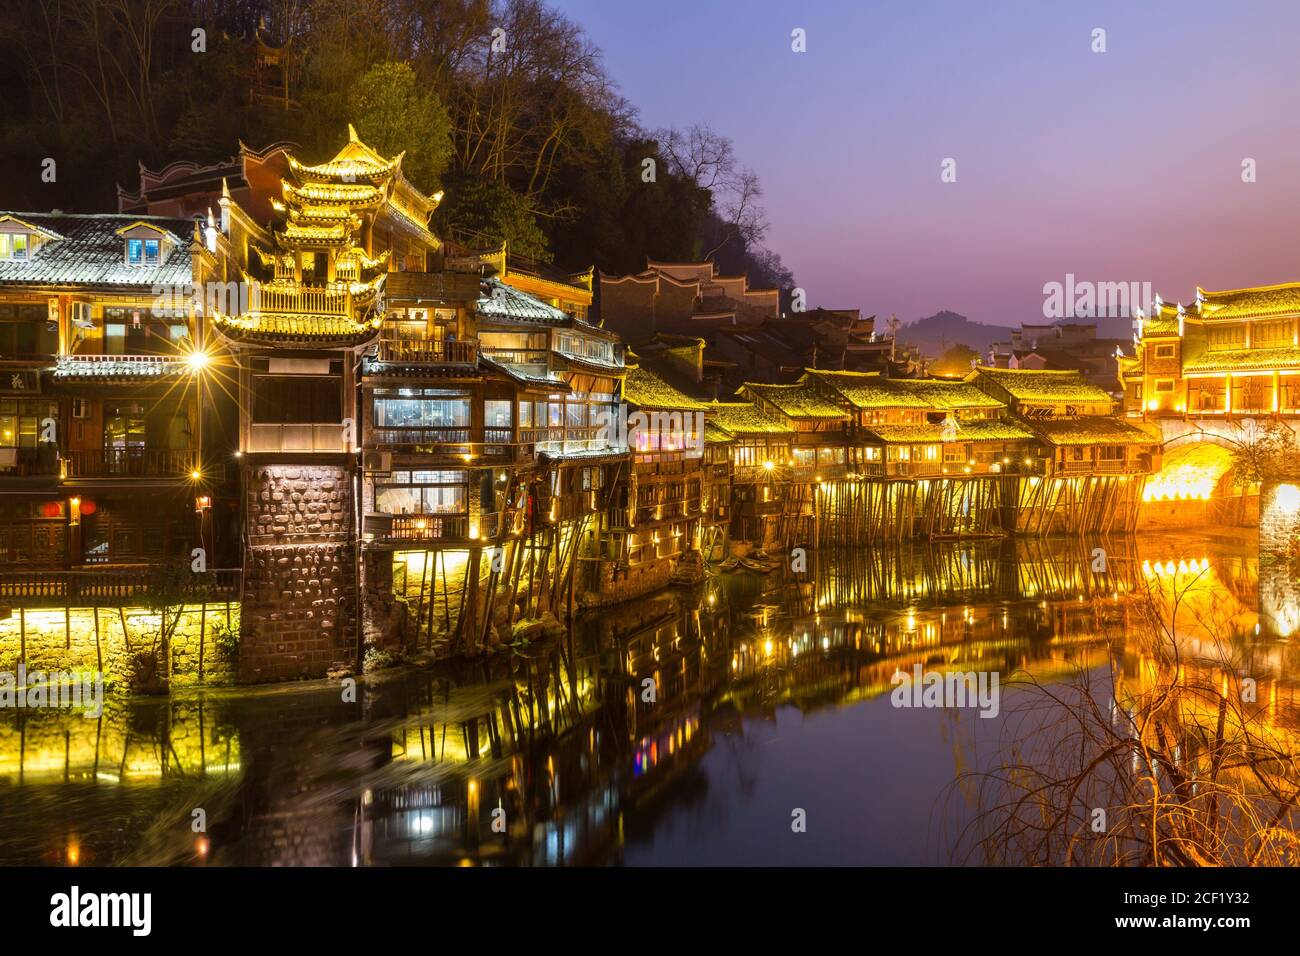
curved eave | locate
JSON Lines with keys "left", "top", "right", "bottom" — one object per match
{"left": 212, "top": 321, "right": 379, "bottom": 349}
{"left": 276, "top": 233, "right": 355, "bottom": 250}
{"left": 360, "top": 357, "right": 479, "bottom": 379}
{"left": 287, "top": 154, "right": 397, "bottom": 186}
{"left": 556, "top": 353, "right": 626, "bottom": 377}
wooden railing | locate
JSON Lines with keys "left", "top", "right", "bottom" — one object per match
{"left": 250, "top": 285, "right": 351, "bottom": 317}
{"left": 370, "top": 427, "right": 472, "bottom": 446}
{"left": 388, "top": 514, "right": 469, "bottom": 541}
{"left": 480, "top": 348, "right": 549, "bottom": 366}
{"left": 0, "top": 566, "right": 240, "bottom": 604}
{"left": 889, "top": 462, "right": 943, "bottom": 477}
{"left": 63, "top": 447, "right": 199, "bottom": 478}
{"left": 1057, "top": 458, "right": 1134, "bottom": 475}
{"left": 366, "top": 510, "right": 524, "bottom": 544}
{"left": 378, "top": 338, "right": 478, "bottom": 365}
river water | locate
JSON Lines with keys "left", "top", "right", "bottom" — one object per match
{"left": 0, "top": 529, "right": 1291, "bottom": 866}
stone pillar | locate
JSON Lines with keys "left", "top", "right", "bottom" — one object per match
{"left": 359, "top": 549, "right": 405, "bottom": 659}
{"left": 239, "top": 463, "right": 357, "bottom": 682}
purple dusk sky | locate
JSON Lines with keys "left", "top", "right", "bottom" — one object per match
{"left": 556, "top": 0, "right": 1300, "bottom": 327}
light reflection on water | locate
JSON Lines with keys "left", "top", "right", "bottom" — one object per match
{"left": 0, "top": 529, "right": 1293, "bottom": 866}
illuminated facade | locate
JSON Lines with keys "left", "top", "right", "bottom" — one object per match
{"left": 1121, "top": 283, "right": 1300, "bottom": 419}
{"left": 0, "top": 210, "right": 228, "bottom": 573}
{"left": 0, "top": 128, "right": 1196, "bottom": 687}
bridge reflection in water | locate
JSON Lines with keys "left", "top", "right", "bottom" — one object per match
{"left": 0, "top": 530, "right": 1292, "bottom": 866}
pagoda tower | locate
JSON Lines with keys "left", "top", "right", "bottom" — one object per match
{"left": 212, "top": 126, "right": 442, "bottom": 681}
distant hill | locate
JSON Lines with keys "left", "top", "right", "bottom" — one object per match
{"left": 898, "top": 311, "right": 1015, "bottom": 359}
{"left": 898, "top": 311, "right": 1134, "bottom": 359}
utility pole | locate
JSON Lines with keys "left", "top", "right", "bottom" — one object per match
{"left": 887, "top": 314, "right": 900, "bottom": 362}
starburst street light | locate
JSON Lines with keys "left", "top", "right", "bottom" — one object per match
{"left": 185, "top": 348, "right": 212, "bottom": 373}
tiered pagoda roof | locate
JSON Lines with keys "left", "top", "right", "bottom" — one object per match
{"left": 212, "top": 128, "right": 439, "bottom": 349}
{"left": 214, "top": 311, "right": 382, "bottom": 347}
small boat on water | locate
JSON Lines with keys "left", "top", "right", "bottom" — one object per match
{"left": 717, "top": 558, "right": 742, "bottom": 573}
{"left": 739, "top": 557, "right": 777, "bottom": 574}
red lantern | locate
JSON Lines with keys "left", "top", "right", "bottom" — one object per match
{"left": 39, "top": 501, "right": 62, "bottom": 518}
{"left": 79, "top": 498, "right": 97, "bottom": 516}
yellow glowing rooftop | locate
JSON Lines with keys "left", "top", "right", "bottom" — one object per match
{"left": 739, "top": 382, "right": 850, "bottom": 420}
{"left": 708, "top": 402, "right": 793, "bottom": 435}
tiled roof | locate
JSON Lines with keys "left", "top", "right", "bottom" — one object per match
{"left": 360, "top": 355, "right": 479, "bottom": 379}
{"left": 1142, "top": 315, "right": 1180, "bottom": 337}
{"left": 0, "top": 212, "right": 193, "bottom": 288}
{"left": 703, "top": 422, "right": 734, "bottom": 444}
{"left": 802, "top": 370, "right": 931, "bottom": 409}
{"left": 1182, "top": 346, "right": 1300, "bottom": 374}
{"left": 881, "top": 378, "right": 1005, "bottom": 410}
{"left": 51, "top": 355, "right": 188, "bottom": 381}
{"left": 213, "top": 312, "right": 379, "bottom": 345}
{"left": 740, "top": 382, "right": 850, "bottom": 420}
{"left": 1198, "top": 282, "right": 1300, "bottom": 319}
{"left": 709, "top": 401, "right": 792, "bottom": 436}
{"left": 971, "top": 367, "right": 1112, "bottom": 403}
{"left": 863, "top": 420, "right": 1034, "bottom": 444}
{"left": 476, "top": 277, "right": 568, "bottom": 324}
{"left": 554, "top": 347, "right": 625, "bottom": 376}
{"left": 284, "top": 181, "right": 384, "bottom": 206}
{"left": 478, "top": 354, "right": 570, "bottom": 390}
{"left": 1030, "top": 417, "right": 1161, "bottom": 446}
{"left": 622, "top": 365, "right": 709, "bottom": 410}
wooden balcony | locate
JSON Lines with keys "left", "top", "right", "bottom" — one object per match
{"left": 387, "top": 513, "right": 469, "bottom": 541}
{"left": 377, "top": 338, "right": 478, "bottom": 365}
{"left": 480, "top": 348, "right": 550, "bottom": 367}
{"left": 0, "top": 566, "right": 240, "bottom": 607}
{"left": 0, "top": 446, "right": 60, "bottom": 478}
{"left": 249, "top": 284, "right": 351, "bottom": 317}
{"left": 363, "top": 511, "right": 523, "bottom": 544}
{"left": 1055, "top": 458, "right": 1141, "bottom": 476}
{"left": 63, "top": 447, "right": 199, "bottom": 479}
{"left": 370, "top": 427, "right": 471, "bottom": 447}
{"left": 248, "top": 423, "right": 347, "bottom": 454}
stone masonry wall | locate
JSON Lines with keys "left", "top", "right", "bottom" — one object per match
{"left": 0, "top": 603, "right": 241, "bottom": 689}
{"left": 581, "top": 554, "right": 676, "bottom": 609}
{"left": 240, "top": 464, "right": 357, "bottom": 682}
{"left": 359, "top": 549, "right": 406, "bottom": 658}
